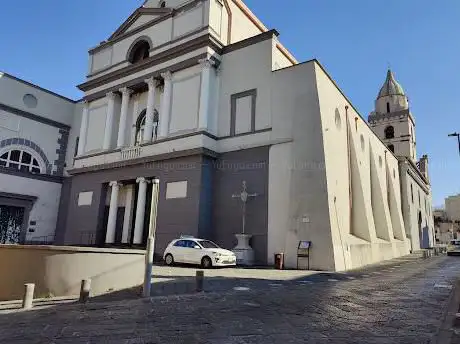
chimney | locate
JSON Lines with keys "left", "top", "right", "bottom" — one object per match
{"left": 418, "top": 154, "right": 429, "bottom": 180}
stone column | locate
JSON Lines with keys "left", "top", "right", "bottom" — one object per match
{"left": 121, "top": 185, "right": 135, "bottom": 244}
{"left": 159, "top": 71, "right": 172, "bottom": 138}
{"left": 105, "top": 181, "right": 121, "bottom": 244}
{"left": 198, "top": 58, "right": 215, "bottom": 131}
{"left": 103, "top": 92, "right": 117, "bottom": 150}
{"left": 117, "top": 87, "right": 132, "bottom": 148}
{"left": 77, "top": 101, "right": 89, "bottom": 155}
{"left": 133, "top": 177, "right": 149, "bottom": 244}
{"left": 143, "top": 77, "right": 157, "bottom": 143}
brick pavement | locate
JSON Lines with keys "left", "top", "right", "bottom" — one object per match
{"left": 0, "top": 255, "right": 459, "bottom": 343}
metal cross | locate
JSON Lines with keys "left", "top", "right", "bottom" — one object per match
{"left": 232, "top": 181, "right": 258, "bottom": 234}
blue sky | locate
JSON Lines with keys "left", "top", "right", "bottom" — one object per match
{"left": 0, "top": 0, "right": 458, "bottom": 206}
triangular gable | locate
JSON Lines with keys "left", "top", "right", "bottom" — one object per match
{"left": 109, "top": 7, "right": 172, "bottom": 41}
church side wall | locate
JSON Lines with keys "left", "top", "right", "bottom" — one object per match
{"left": 314, "top": 62, "right": 409, "bottom": 271}
{"left": 270, "top": 62, "right": 334, "bottom": 271}
{"left": 400, "top": 162, "right": 434, "bottom": 250}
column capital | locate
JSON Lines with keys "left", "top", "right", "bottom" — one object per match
{"left": 160, "top": 71, "right": 172, "bottom": 81}
{"left": 119, "top": 87, "right": 133, "bottom": 96}
{"left": 199, "top": 58, "right": 216, "bottom": 69}
{"left": 109, "top": 181, "right": 121, "bottom": 187}
{"left": 144, "top": 77, "right": 157, "bottom": 88}
{"left": 106, "top": 91, "right": 117, "bottom": 100}
{"left": 136, "top": 177, "right": 150, "bottom": 184}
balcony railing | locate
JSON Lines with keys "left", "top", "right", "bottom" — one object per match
{"left": 121, "top": 146, "right": 142, "bottom": 160}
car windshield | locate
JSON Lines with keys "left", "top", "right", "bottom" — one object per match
{"left": 199, "top": 240, "right": 220, "bottom": 249}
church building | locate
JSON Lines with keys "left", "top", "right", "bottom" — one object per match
{"left": 0, "top": 0, "right": 434, "bottom": 271}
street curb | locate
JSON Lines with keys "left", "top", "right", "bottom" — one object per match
{"left": 434, "top": 279, "right": 460, "bottom": 344}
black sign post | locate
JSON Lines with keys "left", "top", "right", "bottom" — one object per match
{"left": 297, "top": 241, "right": 311, "bottom": 270}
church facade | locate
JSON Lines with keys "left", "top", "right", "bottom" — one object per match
{"left": 0, "top": 0, "right": 434, "bottom": 271}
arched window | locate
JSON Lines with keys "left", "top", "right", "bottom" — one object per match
{"left": 159, "top": 0, "right": 166, "bottom": 7}
{"left": 384, "top": 125, "right": 395, "bottom": 139}
{"left": 128, "top": 40, "right": 150, "bottom": 64}
{"left": 0, "top": 149, "right": 42, "bottom": 173}
{"left": 388, "top": 144, "right": 395, "bottom": 153}
{"left": 411, "top": 184, "right": 414, "bottom": 203}
{"left": 135, "top": 109, "right": 159, "bottom": 145}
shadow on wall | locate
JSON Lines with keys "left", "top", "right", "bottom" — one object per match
{"left": 0, "top": 245, "right": 145, "bottom": 301}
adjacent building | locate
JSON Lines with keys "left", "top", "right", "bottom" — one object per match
{"left": 0, "top": 0, "right": 435, "bottom": 271}
{"left": 0, "top": 72, "right": 81, "bottom": 244}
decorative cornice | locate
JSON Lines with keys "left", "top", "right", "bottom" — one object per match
{"left": 81, "top": 29, "right": 279, "bottom": 99}
{"left": 109, "top": 7, "right": 173, "bottom": 41}
{"left": 0, "top": 103, "right": 70, "bottom": 130}
{"left": 69, "top": 147, "right": 219, "bottom": 175}
{"left": 80, "top": 34, "right": 217, "bottom": 92}
{"left": 89, "top": 0, "right": 206, "bottom": 54}
{"left": 0, "top": 166, "right": 64, "bottom": 184}
{"left": 83, "top": 53, "right": 207, "bottom": 102}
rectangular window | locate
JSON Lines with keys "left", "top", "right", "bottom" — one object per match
{"left": 230, "top": 89, "right": 257, "bottom": 136}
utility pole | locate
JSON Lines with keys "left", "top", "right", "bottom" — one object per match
{"left": 448, "top": 132, "right": 460, "bottom": 156}
{"left": 143, "top": 178, "right": 160, "bottom": 298}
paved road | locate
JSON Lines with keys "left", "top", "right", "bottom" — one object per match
{"left": 0, "top": 255, "right": 459, "bottom": 343}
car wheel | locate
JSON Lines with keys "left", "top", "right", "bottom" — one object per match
{"left": 165, "top": 254, "right": 174, "bottom": 266}
{"left": 201, "top": 256, "right": 212, "bottom": 269}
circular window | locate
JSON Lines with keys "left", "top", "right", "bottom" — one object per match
{"left": 379, "top": 156, "right": 383, "bottom": 167}
{"left": 360, "top": 135, "right": 365, "bottom": 152}
{"left": 23, "top": 94, "right": 38, "bottom": 108}
{"left": 335, "top": 111, "right": 342, "bottom": 130}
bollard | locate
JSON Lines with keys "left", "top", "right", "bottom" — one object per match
{"left": 22, "top": 283, "right": 35, "bottom": 310}
{"left": 196, "top": 270, "right": 204, "bottom": 292}
{"left": 79, "top": 279, "right": 91, "bottom": 303}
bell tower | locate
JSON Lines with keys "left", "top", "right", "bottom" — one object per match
{"left": 368, "top": 69, "right": 416, "bottom": 161}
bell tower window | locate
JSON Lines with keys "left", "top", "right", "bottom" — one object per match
{"left": 386, "top": 102, "right": 390, "bottom": 113}
{"left": 384, "top": 126, "right": 395, "bottom": 139}
{"left": 388, "top": 144, "right": 395, "bottom": 153}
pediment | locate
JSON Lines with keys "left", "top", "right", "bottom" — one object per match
{"left": 108, "top": 7, "right": 172, "bottom": 41}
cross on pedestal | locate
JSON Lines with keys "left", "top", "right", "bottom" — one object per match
{"left": 232, "top": 181, "right": 258, "bottom": 234}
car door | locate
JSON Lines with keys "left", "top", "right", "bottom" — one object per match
{"left": 178, "top": 240, "right": 194, "bottom": 264}
{"left": 189, "top": 240, "right": 204, "bottom": 264}
{"left": 171, "top": 240, "right": 186, "bottom": 262}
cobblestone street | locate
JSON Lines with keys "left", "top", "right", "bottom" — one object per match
{"left": 0, "top": 255, "right": 459, "bottom": 343}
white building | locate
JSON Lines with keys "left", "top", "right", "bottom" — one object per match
{"left": 446, "top": 194, "right": 460, "bottom": 222}
{"left": 0, "top": 72, "right": 81, "bottom": 244}
{"left": 1, "top": 0, "right": 435, "bottom": 271}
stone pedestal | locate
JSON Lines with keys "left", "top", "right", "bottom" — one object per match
{"left": 233, "top": 233, "right": 254, "bottom": 266}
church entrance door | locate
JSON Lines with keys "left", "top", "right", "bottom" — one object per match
{"left": 0, "top": 205, "right": 25, "bottom": 244}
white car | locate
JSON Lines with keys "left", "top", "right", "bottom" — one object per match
{"left": 163, "top": 237, "right": 236, "bottom": 268}
{"left": 447, "top": 240, "right": 460, "bottom": 256}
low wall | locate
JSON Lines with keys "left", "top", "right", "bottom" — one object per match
{"left": 0, "top": 245, "right": 145, "bottom": 301}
